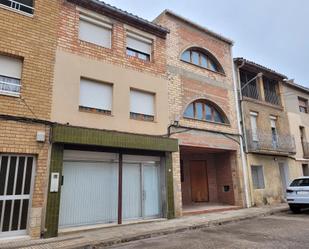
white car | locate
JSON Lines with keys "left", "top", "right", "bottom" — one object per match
{"left": 286, "top": 176, "right": 309, "bottom": 213}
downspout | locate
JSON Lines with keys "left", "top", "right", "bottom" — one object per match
{"left": 230, "top": 53, "right": 251, "bottom": 208}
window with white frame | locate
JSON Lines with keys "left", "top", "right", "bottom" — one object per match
{"left": 79, "top": 14, "right": 112, "bottom": 48}
{"left": 250, "top": 112, "right": 258, "bottom": 141}
{"left": 251, "top": 165, "right": 265, "bottom": 189}
{"left": 79, "top": 78, "right": 113, "bottom": 114}
{"left": 0, "top": 0, "right": 34, "bottom": 15}
{"left": 130, "top": 89, "right": 155, "bottom": 121}
{"left": 126, "top": 32, "right": 152, "bottom": 61}
{"left": 0, "top": 54, "right": 22, "bottom": 96}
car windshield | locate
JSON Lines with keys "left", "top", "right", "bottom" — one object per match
{"left": 290, "top": 178, "right": 309, "bottom": 187}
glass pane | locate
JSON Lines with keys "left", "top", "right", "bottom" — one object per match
{"left": 15, "top": 157, "right": 25, "bottom": 195}
{"left": 20, "top": 199, "right": 29, "bottom": 230}
{"left": 184, "top": 103, "right": 194, "bottom": 118}
{"left": 138, "top": 53, "right": 149, "bottom": 61}
{"left": 3, "top": 200, "right": 12, "bottom": 232}
{"left": 214, "top": 110, "right": 224, "bottom": 123}
{"left": 196, "top": 102, "right": 203, "bottom": 120}
{"left": 7, "top": 156, "right": 17, "bottom": 195}
{"left": 209, "top": 59, "right": 218, "bottom": 72}
{"left": 126, "top": 48, "right": 136, "bottom": 57}
{"left": 191, "top": 51, "right": 199, "bottom": 65}
{"left": 24, "top": 157, "right": 33, "bottom": 195}
{"left": 122, "top": 163, "right": 142, "bottom": 220}
{"left": 143, "top": 164, "right": 160, "bottom": 217}
{"left": 181, "top": 50, "right": 190, "bottom": 62}
{"left": 205, "top": 105, "right": 212, "bottom": 121}
{"left": 0, "top": 156, "right": 8, "bottom": 195}
{"left": 201, "top": 55, "right": 208, "bottom": 68}
{"left": 12, "top": 200, "right": 21, "bottom": 231}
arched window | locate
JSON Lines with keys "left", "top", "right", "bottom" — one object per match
{"left": 184, "top": 100, "right": 228, "bottom": 124}
{"left": 181, "top": 48, "right": 223, "bottom": 73}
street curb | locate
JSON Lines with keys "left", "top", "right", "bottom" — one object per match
{"left": 77, "top": 207, "right": 289, "bottom": 249}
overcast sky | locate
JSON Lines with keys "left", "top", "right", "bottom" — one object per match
{"left": 103, "top": 0, "right": 309, "bottom": 86}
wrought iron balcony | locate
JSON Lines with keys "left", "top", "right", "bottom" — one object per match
{"left": 246, "top": 130, "right": 296, "bottom": 155}
{"left": 302, "top": 141, "right": 309, "bottom": 158}
{"left": 242, "top": 84, "right": 260, "bottom": 100}
{"left": 264, "top": 89, "right": 280, "bottom": 105}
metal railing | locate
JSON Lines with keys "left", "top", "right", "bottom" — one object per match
{"left": 264, "top": 89, "right": 280, "bottom": 105}
{"left": 302, "top": 141, "right": 309, "bottom": 158}
{"left": 0, "top": 79, "right": 21, "bottom": 95}
{"left": 0, "top": 0, "right": 34, "bottom": 15}
{"left": 246, "top": 129, "right": 296, "bottom": 154}
{"left": 242, "top": 83, "right": 260, "bottom": 100}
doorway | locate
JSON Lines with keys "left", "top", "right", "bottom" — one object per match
{"left": 279, "top": 162, "right": 289, "bottom": 197}
{"left": 190, "top": 160, "right": 208, "bottom": 202}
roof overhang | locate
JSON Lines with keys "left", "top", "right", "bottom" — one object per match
{"left": 234, "top": 57, "right": 287, "bottom": 80}
{"left": 66, "top": 0, "right": 169, "bottom": 38}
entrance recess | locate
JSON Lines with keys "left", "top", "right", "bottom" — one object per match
{"left": 0, "top": 155, "right": 34, "bottom": 237}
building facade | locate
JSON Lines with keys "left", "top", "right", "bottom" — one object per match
{"left": 0, "top": 0, "right": 60, "bottom": 238}
{"left": 155, "top": 11, "right": 246, "bottom": 216}
{"left": 44, "top": 0, "right": 177, "bottom": 238}
{"left": 282, "top": 81, "right": 309, "bottom": 177}
{"left": 234, "top": 58, "right": 298, "bottom": 206}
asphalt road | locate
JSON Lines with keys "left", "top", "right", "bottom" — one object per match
{"left": 104, "top": 209, "right": 309, "bottom": 249}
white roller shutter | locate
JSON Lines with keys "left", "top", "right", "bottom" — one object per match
{"left": 0, "top": 55, "right": 22, "bottom": 79}
{"left": 79, "top": 78, "right": 112, "bottom": 111}
{"left": 79, "top": 16, "right": 112, "bottom": 48}
{"left": 126, "top": 32, "right": 152, "bottom": 55}
{"left": 130, "top": 89, "right": 154, "bottom": 116}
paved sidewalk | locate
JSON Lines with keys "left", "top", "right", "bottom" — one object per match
{"left": 0, "top": 204, "right": 288, "bottom": 249}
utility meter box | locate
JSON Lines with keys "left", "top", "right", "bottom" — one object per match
{"left": 50, "top": 172, "right": 60, "bottom": 192}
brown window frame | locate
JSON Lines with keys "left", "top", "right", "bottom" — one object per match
{"left": 183, "top": 100, "right": 227, "bottom": 124}
{"left": 298, "top": 97, "right": 308, "bottom": 113}
{"left": 181, "top": 49, "right": 221, "bottom": 73}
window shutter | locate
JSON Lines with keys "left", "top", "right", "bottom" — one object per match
{"left": 79, "top": 17, "right": 112, "bottom": 48}
{"left": 79, "top": 79, "right": 112, "bottom": 111}
{"left": 130, "top": 90, "right": 154, "bottom": 116}
{"left": 127, "top": 33, "right": 152, "bottom": 55}
{"left": 0, "top": 55, "right": 22, "bottom": 79}
{"left": 250, "top": 112, "right": 258, "bottom": 141}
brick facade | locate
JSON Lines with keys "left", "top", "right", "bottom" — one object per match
{"left": 0, "top": 0, "right": 60, "bottom": 238}
{"left": 155, "top": 11, "right": 245, "bottom": 215}
{"left": 57, "top": 0, "right": 167, "bottom": 78}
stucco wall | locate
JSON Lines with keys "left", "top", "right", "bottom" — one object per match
{"left": 247, "top": 154, "right": 301, "bottom": 206}
{"left": 51, "top": 50, "right": 169, "bottom": 135}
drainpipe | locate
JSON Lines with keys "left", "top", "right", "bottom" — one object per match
{"left": 230, "top": 53, "right": 251, "bottom": 208}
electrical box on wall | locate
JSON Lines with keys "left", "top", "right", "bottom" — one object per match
{"left": 50, "top": 172, "right": 60, "bottom": 192}
{"left": 36, "top": 131, "right": 46, "bottom": 142}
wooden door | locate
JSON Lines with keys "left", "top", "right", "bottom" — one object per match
{"left": 190, "top": 161, "right": 209, "bottom": 202}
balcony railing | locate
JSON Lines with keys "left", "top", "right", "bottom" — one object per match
{"left": 264, "top": 89, "right": 280, "bottom": 105}
{"left": 242, "top": 84, "right": 260, "bottom": 100}
{"left": 246, "top": 130, "right": 296, "bottom": 154}
{"left": 302, "top": 141, "right": 309, "bottom": 158}
{"left": 0, "top": 0, "right": 34, "bottom": 15}
{"left": 0, "top": 76, "right": 21, "bottom": 95}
